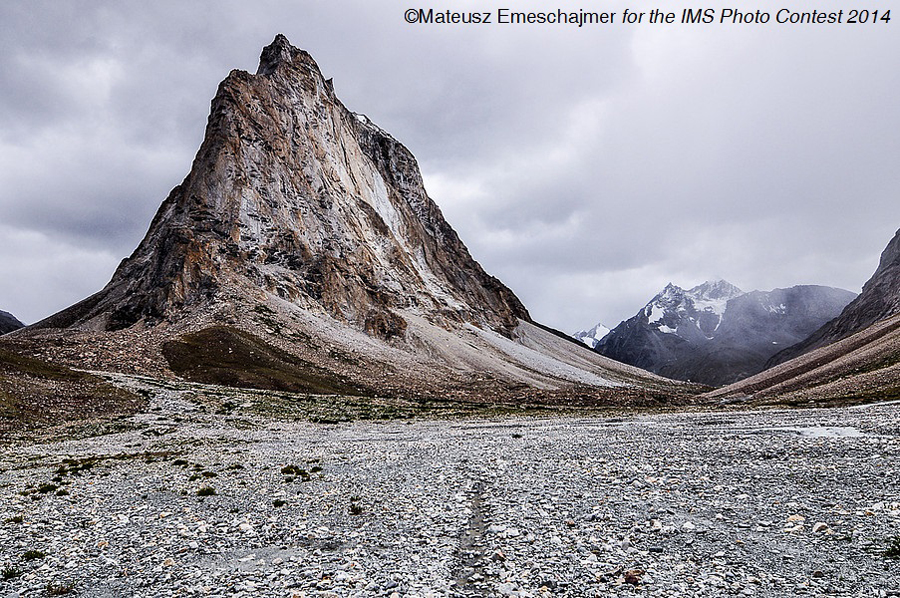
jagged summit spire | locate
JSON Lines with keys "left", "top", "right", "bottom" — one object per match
{"left": 257, "top": 34, "right": 303, "bottom": 76}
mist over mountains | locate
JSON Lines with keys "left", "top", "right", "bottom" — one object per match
{"left": 768, "top": 228, "right": 900, "bottom": 366}
{"left": 578, "top": 280, "right": 855, "bottom": 386}
{"left": 708, "top": 227, "right": 900, "bottom": 405}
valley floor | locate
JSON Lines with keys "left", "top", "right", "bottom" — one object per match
{"left": 1, "top": 378, "right": 899, "bottom": 597}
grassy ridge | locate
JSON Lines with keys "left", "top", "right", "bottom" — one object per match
{"left": 162, "top": 326, "right": 368, "bottom": 396}
{"left": 0, "top": 347, "right": 143, "bottom": 434}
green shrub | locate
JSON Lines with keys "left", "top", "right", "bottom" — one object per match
{"left": 23, "top": 549, "right": 46, "bottom": 560}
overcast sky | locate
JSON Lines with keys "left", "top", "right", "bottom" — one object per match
{"left": 1, "top": 1, "right": 898, "bottom": 332}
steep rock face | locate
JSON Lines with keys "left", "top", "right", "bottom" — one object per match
{"left": 768, "top": 228, "right": 900, "bottom": 366}
{"left": 0, "top": 310, "right": 24, "bottom": 335}
{"left": 595, "top": 281, "right": 855, "bottom": 386}
{"left": 20, "top": 35, "right": 683, "bottom": 402}
{"left": 36, "top": 35, "right": 527, "bottom": 337}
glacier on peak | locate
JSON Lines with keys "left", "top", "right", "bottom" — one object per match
{"left": 640, "top": 280, "right": 743, "bottom": 335}
{"left": 573, "top": 322, "right": 611, "bottom": 349}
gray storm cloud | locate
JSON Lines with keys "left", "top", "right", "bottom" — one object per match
{"left": 0, "top": 0, "right": 897, "bottom": 332}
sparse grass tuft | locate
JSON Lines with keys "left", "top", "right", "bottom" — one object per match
{"left": 4, "top": 514, "right": 24, "bottom": 524}
{"left": 60, "top": 457, "right": 97, "bottom": 475}
{"left": 349, "top": 496, "right": 363, "bottom": 515}
{"left": 23, "top": 549, "right": 46, "bottom": 560}
{"left": 196, "top": 486, "right": 217, "bottom": 496}
{"left": 2, "top": 566, "right": 22, "bottom": 580}
{"left": 281, "top": 465, "right": 311, "bottom": 481}
{"left": 884, "top": 537, "right": 900, "bottom": 558}
{"left": 45, "top": 581, "right": 75, "bottom": 595}
{"left": 161, "top": 326, "right": 364, "bottom": 395}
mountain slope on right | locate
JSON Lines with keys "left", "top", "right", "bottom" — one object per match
{"left": 707, "top": 227, "right": 900, "bottom": 405}
{"left": 768, "top": 228, "right": 900, "bottom": 366}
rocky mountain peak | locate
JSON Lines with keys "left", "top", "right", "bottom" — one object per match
{"left": 688, "top": 279, "right": 743, "bottom": 301}
{"left": 18, "top": 35, "right": 685, "bottom": 402}
{"left": 34, "top": 35, "right": 529, "bottom": 338}
{"left": 256, "top": 33, "right": 317, "bottom": 78}
{"left": 660, "top": 282, "right": 681, "bottom": 296}
{"left": 868, "top": 227, "right": 900, "bottom": 300}
{"left": 644, "top": 280, "right": 740, "bottom": 326}
{"left": 573, "top": 322, "right": 611, "bottom": 349}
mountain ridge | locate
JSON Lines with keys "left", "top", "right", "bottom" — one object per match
{"left": 584, "top": 280, "right": 855, "bottom": 386}
{"left": 33, "top": 35, "right": 528, "bottom": 337}
{"left": 0, "top": 310, "right": 24, "bottom": 335}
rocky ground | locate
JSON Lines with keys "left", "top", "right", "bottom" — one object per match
{"left": 1, "top": 375, "right": 899, "bottom": 597}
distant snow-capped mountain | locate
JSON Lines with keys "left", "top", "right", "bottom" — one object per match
{"left": 640, "top": 279, "right": 743, "bottom": 341}
{"left": 573, "top": 322, "right": 611, "bottom": 349}
{"left": 580, "top": 280, "right": 856, "bottom": 386}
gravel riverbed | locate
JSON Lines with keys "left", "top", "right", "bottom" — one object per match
{"left": 1, "top": 380, "right": 899, "bottom": 597}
